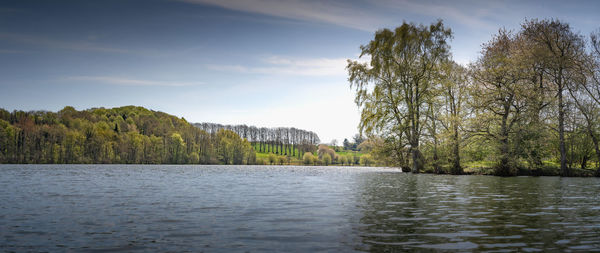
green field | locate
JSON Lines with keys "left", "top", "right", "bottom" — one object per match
{"left": 252, "top": 144, "right": 366, "bottom": 166}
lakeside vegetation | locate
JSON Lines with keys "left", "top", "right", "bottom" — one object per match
{"left": 0, "top": 106, "right": 260, "bottom": 164}
{"left": 0, "top": 102, "right": 598, "bottom": 176}
{"left": 347, "top": 18, "right": 600, "bottom": 176}
{"left": 0, "top": 106, "right": 379, "bottom": 167}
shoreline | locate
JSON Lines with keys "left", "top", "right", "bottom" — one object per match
{"left": 2, "top": 163, "right": 598, "bottom": 177}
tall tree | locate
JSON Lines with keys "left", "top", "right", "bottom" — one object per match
{"left": 347, "top": 20, "right": 452, "bottom": 173}
{"left": 522, "top": 19, "right": 587, "bottom": 176}
{"left": 439, "top": 61, "right": 469, "bottom": 174}
{"left": 470, "top": 30, "right": 530, "bottom": 176}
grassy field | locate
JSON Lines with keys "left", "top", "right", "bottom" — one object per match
{"left": 252, "top": 144, "right": 366, "bottom": 166}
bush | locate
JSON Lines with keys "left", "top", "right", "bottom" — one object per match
{"left": 322, "top": 153, "right": 332, "bottom": 166}
{"left": 340, "top": 156, "right": 348, "bottom": 166}
{"left": 303, "top": 152, "right": 314, "bottom": 165}
{"left": 268, "top": 153, "right": 277, "bottom": 165}
{"left": 360, "top": 154, "right": 373, "bottom": 166}
{"left": 278, "top": 156, "right": 287, "bottom": 165}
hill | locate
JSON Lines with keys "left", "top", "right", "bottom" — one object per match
{"left": 0, "top": 106, "right": 255, "bottom": 164}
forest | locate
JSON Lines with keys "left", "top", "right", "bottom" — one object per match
{"left": 0, "top": 106, "right": 319, "bottom": 165}
{"left": 347, "top": 18, "right": 600, "bottom": 176}
{"left": 194, "top": 122, "right": 320, "bottom": 158}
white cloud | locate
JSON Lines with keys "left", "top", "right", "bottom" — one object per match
{"left": 179, "top": 0, "right": 391, "bottom": 31}
{"left": 206, "top": 55, "right": 351, "bottom": 76}
{"left": 64, "top": 76, "right": 202, "bottom": 87}
{"left": 179, "top": 0, "right": 510, "bottom": 32}
{"left": 371, "top": 0, "right": 498, "bottom": 30}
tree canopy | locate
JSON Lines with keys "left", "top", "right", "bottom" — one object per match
{"left": 349, "top": 19, "right": 600, "bottom": 176}
{"left": 0, "top": 106, "right": 255, "bottom": 165}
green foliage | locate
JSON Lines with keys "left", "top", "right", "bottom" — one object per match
{"left": 347, "top": 20, "right": 452, "bottom": 173}
{"left": 255, "top": 157, "right": 267, "bottom": 165}
{"left": 268, "top": 153, "right": 277, "bottom": 165}
{"left": 278, "top": 156, "right": 287, "bottom": 165}
{"left": 317, "top": 145, "right": 336, "bottom": 161}
{"left": 321, "top": 153, "right": 332, "bottom": 166}
{"left": 215, "top": 129, "right": 255, "bottom": 165}
{"left": 0, "top": 106, "right": 255, "bottom": 165}
{"left": 347, "top": 18, "right": 600, "bottom": 176}
{"left": 303, "top": 152, "right": 314, "bottom": 165}
{"left": 340, "top": 156, "right": 348, "bottom": 166}
{"left": 360, "top": 154, "right": 373, "bottom": 166}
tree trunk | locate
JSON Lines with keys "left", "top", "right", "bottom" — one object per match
{"left": 432, "top": 146, "right": 440, "bottom": 174}
{"left": 558, "top": 84, "right": 569, "bottom": 176}
{"left": 411, "top": 145, "right": 423, "bottom": 173}
{"left": 451, "top": 123, "right": 462, "bottom": 174}
{"left": 409, "top": 119, "right": 424, "bottom": 174}
{"left": 586, "top": 122, "right": 600, "bottom": 176}
{"left": 581, "top": 154, "right": 588, "bottom": 170}
{"left": 497, "top": 103, "right": 512, "bottom": 176}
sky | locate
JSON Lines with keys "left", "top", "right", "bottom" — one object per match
{"left": 1, "top": 0, "right": 599, "bottom": 143}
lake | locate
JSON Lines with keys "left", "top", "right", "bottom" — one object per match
{"left": 1, "top": 165, "right": 599, "bottom": 252}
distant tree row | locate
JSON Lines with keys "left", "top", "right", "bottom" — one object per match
{"left": 193, "top": 123, "right": 320, "bottom": 157}
{"left": 0, "top": 106, "right": 255, "bottom": 165}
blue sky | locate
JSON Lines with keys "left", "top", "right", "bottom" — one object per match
{"left": 1, "top": 0, "right": 599, "bottom": 143}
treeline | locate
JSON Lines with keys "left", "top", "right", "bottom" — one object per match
{"left": 342, "top": 134, "right": 365, "bottom": 151}
{"left": 0, "top": 106, "right": 256, "bottom": 164}
{"left": 348, "top": 19, "right": 600, "bottom": 176}
{"left": 194, "top": 123, "right": 320, "bottom": 158}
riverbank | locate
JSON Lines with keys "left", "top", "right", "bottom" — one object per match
{"left": 434, "top": 161, "right": 600, "bottom": 177}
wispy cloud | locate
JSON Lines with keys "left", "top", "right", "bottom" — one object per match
{"left": 207, "top": 56, "right": 350, "bottom": 76}
{"left": 180, "top": 0, "right": 507, "bottom": 31}
{"left": 64, "top": 76, "right": 202, "bottom": 87}
{"left": 179, "top": 0, "right": 390, "bottom": 31}
{"left": 372, "top": 0, "right": 498, "bottom": 30}
{"left": 0, "top": 33, "right": 133, "bottom": 54}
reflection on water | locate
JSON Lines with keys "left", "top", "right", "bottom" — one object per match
{"left": 1, "top": 165, "right": 599, "bottom": 252}
{"left": 356, "top": 174, "right": 600, "bottom": 252}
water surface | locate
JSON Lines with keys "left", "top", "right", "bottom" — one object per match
{"left": 1, "top": 165, "right": 599, "bottom": 252}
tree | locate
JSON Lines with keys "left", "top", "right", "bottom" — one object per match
{"left": 169, "top": 133, "right": 186, "bottom": 164}
{"left": 360, "top": 154, "right": 373, "bottom": 166}
{"left": 0, "top": 106, "right": 258, "bottom": 165}
{"left": 347, "top": 20, "right": 452, "bottom": 173}
{"left": 352, "top": 134, "right": 364, "bottom": 150}
{"left": 470, "top": 30, "right": 530, "bottom": 176}
{"left": 439, "top": 61, "right": 469, "bottom": 174}
{"left": 343, "top": 138, "right": 351, "bottom": 150}
{"left": 522, "top": 19, "right": 587, "bottom": 176}
{"left": 193, "top": 123, "right": 319, "bottom": 158}
{"left": 559, "top": 29, "right": 600, "bottom": 175}
{"left": 321, "top": 153, "right": 332, "bottom": 166}
{"left": 268, "top": 153, "right": 277, "bottom": 165}
{"left": 303, "top": 152, "right": 314, "bottom": 165}
{"left": 340, "top": 155, "right": 348, "bottom": 166}
{"left": 277, "top": 155, "right": 286, "bottom": 165}
{"left": 317, "top": 144, "right": 336, "bottom": 161}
